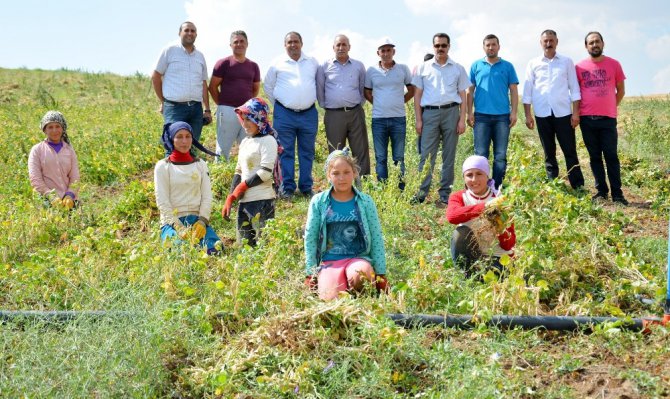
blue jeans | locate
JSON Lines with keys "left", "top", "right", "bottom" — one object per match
{"left": 163, "top": 101, "right": 204, "bottom": 155}
{"left": 273, "top": 102, "right": 318, "bottom": 194}
{"left": 160, "top": 214, "right": 222, "bottom": 255}
{"left": 473, "top": 113, "right": 510, "bottom": 188}
{"left": 371, "top": 117, "right": 406, "bottom": 184}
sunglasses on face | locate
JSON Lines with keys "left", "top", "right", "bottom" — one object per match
{"left": 433, "top": 43, "right": 449, "bottom": 48}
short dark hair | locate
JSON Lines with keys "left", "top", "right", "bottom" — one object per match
{"left": 179, "top": 21, "right": 196, "bottom": 33}
{"left": 584, "top": 31, "right": 604, "bottom": 44}
{"left": 483, "top": 34, "right": 499, "bottom": 44}
{"left": 432, "top": 33, "right": 450, "bottom": 45}
{"left": 230, "top": 30, "right": 248, "bottom": 42}
{"left": 541, "top": 29, "right": 557, "bottom": 37}
{"left": 285, "top": 31, "right": 303, "bottom": 44}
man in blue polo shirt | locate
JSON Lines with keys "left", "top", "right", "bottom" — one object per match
{"left": 467, "top": 34, "right": 519, "bottom": 189}
{"left": 364, "top": 38, "right": 414, "bottom": 189}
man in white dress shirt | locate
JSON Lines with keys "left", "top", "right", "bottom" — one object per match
{"left": 264, "top": 31, "right": 319, "bottom": 199}
{"left": 522, "top": 29, "right": 584, "bottom": 189}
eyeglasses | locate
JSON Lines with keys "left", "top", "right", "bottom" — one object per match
{"left": 433, "top": 43, "right": 449, "bottom": 49}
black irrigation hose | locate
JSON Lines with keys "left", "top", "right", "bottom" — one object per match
{"left": 0, "top": 310, "right": 135, "bottom": 325}
{"left": 388, "top": 313, "right": 665, "bottom": 332}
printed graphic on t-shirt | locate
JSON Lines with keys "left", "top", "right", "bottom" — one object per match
{"left": 579, "top": 68, "right": 610, "bottom": 97}
{"left": 323, "top": 203, "right": 365, "bottom": 259}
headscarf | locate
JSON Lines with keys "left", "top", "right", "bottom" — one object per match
{"left": 160, "top": 121, "right": 217, "bottom": 157}
{"left": 462, "top": 155, "right": 499, "bottom": 196}
{"left": 234, "top": 97, "right": 278, "bottom": 139}
{"left": 235, "top": 97, "right": 284, "bottom": 192}
{"left": 324, "top": 147, "right": 360, "bottom": 175}
{"left": 40, "top": 110, "right": 69, "bottom": 144}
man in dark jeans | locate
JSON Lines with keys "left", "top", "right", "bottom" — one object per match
{"left": 576, "top": 31, "right": 627, "bottom": 205}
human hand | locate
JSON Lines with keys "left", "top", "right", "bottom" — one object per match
{"left": 375, "top": 274, "right": 389, "bottom": 294}
{"left": 62, "top": 196, "right": 75, "bottom": 210}
{"left": 525, "top": 116, "right": 535, "bottom": 130}
{"left": 467, "top": 113, "right": 475, "bottom": 128}
{"left": 192, "top": 220, "right": 207, "bottom": 240}
{"left": 485, "top": 195, "right": 504, "bottom": 209}
{"left": 415, "top": 119, "right": 423, "bottom": 135}
{"left": 456, "top": 118, "right": 466, "bottom": 135}
{"left": 570, "top": 113, "right": 580, "bottom": 129}
{"left": 221, "top": 195, "right": 235, "bottom": 221}
{"left": 493, "top": 215, "right": 506, "bottom": 234}
{"left": 509, "top": 113, "right": 517, "bottom": 128}
{"left": 304, "top": 275, "right": 318, "bottom": 291}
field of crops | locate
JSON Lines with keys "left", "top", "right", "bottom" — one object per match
{"left": 1, "top": 67, "right": 669, "bottom": 398}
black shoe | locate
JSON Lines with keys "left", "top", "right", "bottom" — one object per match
{"left": 410, "top": 195, "right": 425, "bottom": 205}
{"left": 435, "top": 198, "right": 448, "bottom": 209}
{"left": 301, "top": 190, "right": 315, "bottom": 199}
{"left": 612, "top": 196, "right": 629, "bottom": 206}
{"left": 591, "top": 192, "right": 608, "bottom": 202}
{"left": 278, "top": 191, "right": 294, "bottom": 200}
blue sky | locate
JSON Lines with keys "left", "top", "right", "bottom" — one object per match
{"left": 5, "top": 0, "right": 669, "bottom": 95}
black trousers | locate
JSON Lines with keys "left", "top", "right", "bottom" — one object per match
{"left": 535, "top": 113, "right": 584, "bottom": 189}
{"left": 579, "top": 116, "right": 623, "bottom": 198}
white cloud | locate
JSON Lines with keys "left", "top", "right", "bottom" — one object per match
{"left": 652, "top": 66, "right": 670, "bottom": 93}
{"left": 646, "top": 35, "right": 670, "bottom": 61}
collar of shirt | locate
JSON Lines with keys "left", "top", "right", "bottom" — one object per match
{"left": 431, "top": 57, "right": 455, "bottom": 67}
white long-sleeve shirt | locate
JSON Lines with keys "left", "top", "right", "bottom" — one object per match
{"left": 236, "top": 134, "right": 278, "bottom": 203}
{"left": 263, "top": 52, "right": 318, "bottom": 110}
{"left": 154, "top": 159, "right": 212, "bottom": 227}
{"left": 522, "top": 53, "right": 581, "bottom": 118}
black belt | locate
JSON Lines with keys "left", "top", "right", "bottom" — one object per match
{"left": 582, "top": 115, "right": 611, "bottom": 120}
{"left": 164, "top": 99, "right": 201, "bottom": 106}
{"left": 325, "top": 103, "right": 361, "bottom": 112}
{"left": 276, "top": 101, "right": 315, "bottom": 113}
{"left": 423, "top": 103, "right": 458, "bottom": 110}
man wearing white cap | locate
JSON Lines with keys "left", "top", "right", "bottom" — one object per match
{"left": 364, "top": 38, "right": 414, "bottom": 189}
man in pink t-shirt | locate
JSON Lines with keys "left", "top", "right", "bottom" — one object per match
{"left": 208, "top": 30, "right": 261, "bottom": 160}
{"left": 576, "top": 31, "right": 627, "bottom": 205}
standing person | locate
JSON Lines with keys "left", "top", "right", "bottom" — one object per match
{"left": 446, "top": 155, "right": 515, "bottom": 278}
{"left": 152, "top": 21, "right": 211, "bottom": 151}
{"left": 154, "top": 122, "right": 222, "bottom": 255}
{"left": 522, "top": 30, "right": 584, "bottom": 190}
{"left": 221, "top": 98, "right": 279, "bottom": 247}
{"left": 412, "top": 33, "right": 469, "bottom": 208}
{"left": 317, "top": 34, "right": 370, "bottom": 176}
{"left": 208, "top": 30, "right": 261, "bottom": 160}
{"left": 304, "top": 149, "right": 388, "bottom": 300}
{"left": 264, "top": 31, "right": 319, "bottom": 200}
{"left": 364, "top": 38, "right": 414, "bottom": 189}
{"left": 28, "top": 111, "right": 80, "bottom": 209}
{"left": 467, "top": 34, "right": 519, "bottom": 189}
{"left": 576, "top": 31, "right": 628, "bottom": 205}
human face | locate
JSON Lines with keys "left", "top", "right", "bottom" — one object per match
{"left": 483, "top": 38, "right": 499, "bottom": 60}
{"left": 328, "top": 158, "right": 356, "bottom": 194}
{"left": 342, "top": 225, "right": 357, "bottom": 242}
{"left": 284, "top": 33, "right": 303, "bottom": 61}
{"left": 179, "top": 23, "right": 197, "bottom": 47}
{"left": 585, "top": 33, "right": 604, "bottom": 58}
{"left": 464, "top": 168, "right": 489, "bottom": 196}
{"left": 377, "top": 45, "right": 395, "bottom": 65}
{"left": 433, "top": 37, "right": 450, "bottom": 61}
{"left": 44, "top": 122, "right": 63, "bottom": 143}
{"left": 173, "top": 129, "right": 193, "bottom": 153}
{"left": 230, "top": 35, "right": 248, "bottom": 57}
{"left": 540, "top": 33, "right": 558, "bottom": 59}
{"left": 333, "top": 35, "right": 350, "bottom": 61}
{"left": 241, "top": 118, "right": 260, "bottom": 136}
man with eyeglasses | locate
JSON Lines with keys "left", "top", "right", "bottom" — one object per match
{"left": 208, "top": 30, "right": 261, "bottom": 161}
{"left": 467, "top": 34, "right": 519, "bottom": 190}
{"left": 317, "top": 34, "right": 370, "bottom": 176}
{"left": 152, "top": 21, "right": 211, "bottom": 153}
{"left": 364, "top": 38, "right": 414, "bottom": 190}
{"left": 412, "top": 33, "right": 469, "bottom": 208}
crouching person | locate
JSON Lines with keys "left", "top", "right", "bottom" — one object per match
{"left": 28, "top": 111, "right": 80, "bottom": 209}
{"left": 304, "top": 149, "right": 388, "bottom": 300}
{"left": 221, "top": 98, "right": 279, "bottom": 246}
{"left": 446, "top": 155, "right": 515, "bottom": 277}
{"left": 154, "top": 121, "right": 222, "bottom": 255}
